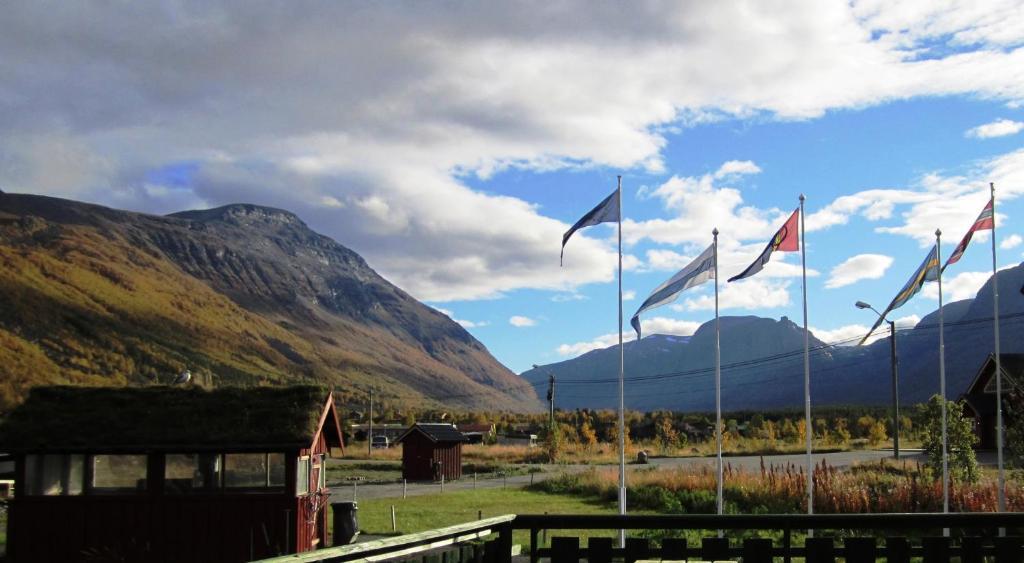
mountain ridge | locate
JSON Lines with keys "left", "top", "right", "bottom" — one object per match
{"left": 0, "top": 192, "right": 541, "bottom": 412}
{"left": 524, "top": 264, "right": 1024, "bottom": 412}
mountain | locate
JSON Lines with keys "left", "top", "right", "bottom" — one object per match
{"left": 524, "top": 264, "right": 1024, "bottom": 412}
{"left": 0, "top": 192, "right": 541, "bottom": 412}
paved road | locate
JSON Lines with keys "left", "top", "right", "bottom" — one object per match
{"left": 329, "top": 449, "right": 950, "bottom": 502}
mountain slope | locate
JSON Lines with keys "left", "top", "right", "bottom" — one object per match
{"left": 0, "top": 193, "right": 540, "bottom": 412}
{"left": 525, "top": 264, "right": 1024, "bottom": 412}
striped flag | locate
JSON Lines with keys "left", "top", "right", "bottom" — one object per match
{"left": 858, "top": 245, "right": 940, "bottom": 345}
{"left": 728, "top": 207, "right": 799, "bottom": 282}
{"left": 944, "top": 197, "right": 994, "bottom": 270}
{"left": 560, "top": 188, "right": 620, "bottom": 265}
{"left": 630, "top": 242, "right": 715, "bottom": 339}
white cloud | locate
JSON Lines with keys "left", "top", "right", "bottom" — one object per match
{"left": 551, "top": 292, "right": 589, "bottom": 302}
{"left": 3, "top": 3, "right": 1024, "bottom": 302}
{"left": 810, "top": 324, "right": 873, "bottom": 345}
{"left": 555, "top": 316, "right": 699, "bottom": 357}
{"left": 966, "top": 119, "right": 1024, "bottom": 139}
{"left": 509, "top": 315, "right": 537, "bottom": 327}
{"left": 675, "top": 279, "right": 791, "bottom": 312}
{"left": 713, "top": 160, "right": 762, "bottom": 179}
{"left": 811, "top": 314, "right": 919, "bottom": 346}
{"left": 433, "top": 307, "right": 488, "bottom": 329}
{"left": 922, "top": 271, "right": 991, "bottom": 301}
{"left": 810, "top": 148, "right": 1024, "bottom": 247}
{"left": 826, "top": 254, "right": 894, "bottom": 288}
{"left": 1001, "top": 234, "right": 1022, "bottom": 249}
{"left": 623, "top": 289, "right": 636, "bottom": 301}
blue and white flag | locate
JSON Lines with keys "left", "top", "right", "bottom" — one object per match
{"left": 630, "top": 243, "right": 716, "bottom": 339}
{"left": 561, "top": 188, "right": 620, "bottom": 265}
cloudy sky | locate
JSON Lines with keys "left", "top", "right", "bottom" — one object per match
{"left": 3, "top": 1, "right": 1024, "bottom": 373}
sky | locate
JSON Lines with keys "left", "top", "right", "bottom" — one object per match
{"left": 2, "top": 1, "right": 1024, "bottom": 374}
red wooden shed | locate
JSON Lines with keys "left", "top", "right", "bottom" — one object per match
{"left": 395, "top": 423, "right": 467, "bottom": 482}
{"left": 0, "top": 385, "right": 344, "bottom": 563}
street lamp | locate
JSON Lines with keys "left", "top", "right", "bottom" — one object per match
{"left": 855, "top": 301, "right": 901, "bottom": 459}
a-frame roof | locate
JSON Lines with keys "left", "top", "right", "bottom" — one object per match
{"left": 0, "top": 385, "right": 344, "bottom": 453}
{"left": 395, "top": 423, "right": 468, "bottom": 444}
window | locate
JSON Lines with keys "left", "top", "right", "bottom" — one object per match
{"left": 296, "top": 457, "right": 310, "bottom": 496}
{"left": 224, "top": 453, "right": 286, "bottom": 489}
{"left": 24, "top": 454, "right": 84, "bottom": 496}
{"left": 316, "top": 454, "right": 326, "bottom": 491}
{"left": 92, "top": 455, "right": 147, "bottom": 492}
{"left": 165, "top": 454, "right": 221, "bottom": 493}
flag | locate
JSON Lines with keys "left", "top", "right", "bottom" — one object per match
{"left": 560, "top": 188, "right": 620, "bottom": 265}
{"left": 858, "top": 245, "right": 940, "bottom": 345}
{"left": 944, "top": 197, "right": 994, "bottom": 270}
{"left": 630, "top": 243, "right": 715, "bottom": 339}
{"left": 728, "top": 207, "right": 799, "bottom": 282}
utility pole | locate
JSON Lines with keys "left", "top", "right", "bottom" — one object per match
{"left": 888, "top": 320, "right": 901, "bottom": 459}
{"left": 547, "top": 374, "right": 556, "bottom": 430}
{"left": 368, "top": 388, "right": 374, "bottom": 457}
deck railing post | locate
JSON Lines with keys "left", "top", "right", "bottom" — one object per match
{"left": 497, "top": 521, "right": 513, "bottom": 563}
{"left": 530, "top": 528, "right": 539, "bottom": 563}
{"left": 783, "top": 521, "right": 791, "bottom": 563}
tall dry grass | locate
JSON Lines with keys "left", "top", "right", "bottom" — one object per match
{"left": 536, "top": 460, "right": 1024, "bottom": 514}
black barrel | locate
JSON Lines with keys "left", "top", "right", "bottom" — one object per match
{"left": 332, "top": 501, "right": 359, "bottom": 545}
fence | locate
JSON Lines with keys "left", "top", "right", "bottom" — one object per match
{"left": 250, "top": 512, "right": 1024, "bottom": 563}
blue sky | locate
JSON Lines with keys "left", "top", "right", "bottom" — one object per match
{"left": 2, "top": 2, "right": 1024, "bottom": 375}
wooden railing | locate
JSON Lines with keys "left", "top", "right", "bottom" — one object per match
{"left": 250, "top": 512, "right": 1024, "bottom": 563}
{"left": 516, "top": 513, "right": 1024, "bottom": 563}
{"left": 250, "top": 514, "right": 514, "bottom": 563}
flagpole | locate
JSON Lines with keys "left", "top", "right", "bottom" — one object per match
{"left": 991, "top": 182, "right": 1006, "bottom": 516}
{"left": 937, "top": 229, "right": 949, "bottom": 523}
{"left": 616, "top": 175, "right": 626, "bottom": 548}
{"left": 713, "top": 228, "right": 723, "bottom": 521}
{"left": 800, "top": 194, "right": 813, "bottom": 523}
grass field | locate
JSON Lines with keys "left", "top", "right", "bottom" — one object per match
{"left": 353, "top": 487, "right": 630, "bottom": 546}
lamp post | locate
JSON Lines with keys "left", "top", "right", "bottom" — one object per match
{"left": 855, "top": 301, "right": 900, "bottom": 459}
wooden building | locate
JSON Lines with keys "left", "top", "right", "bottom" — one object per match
{"left": 960, "top": 354, "right": 1023, "bottom": 449}
{"left": 395, "top": 423, "right": 467, "bottom": 481}
{"left": 0, "top": 385, "right": 344, "bottom": 563}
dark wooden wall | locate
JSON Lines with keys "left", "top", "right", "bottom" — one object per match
{"left": 401, "top": 433, "right": 462, "bottom": 481}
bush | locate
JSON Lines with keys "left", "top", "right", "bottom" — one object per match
{"left": 918, "top": 395, "right": 980, "bottom": 484}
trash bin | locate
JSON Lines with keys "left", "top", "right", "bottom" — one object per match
{"left": 332, "top": 501, "right": 359, "bottom": 545}
{"left": 636, "top": 450, "right": 649, "bottom": 464}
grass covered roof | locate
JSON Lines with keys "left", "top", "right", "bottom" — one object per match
{"left": 0, "top": 385, "right": 337, "bottom": 452}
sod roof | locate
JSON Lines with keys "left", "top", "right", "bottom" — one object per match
{"left": 0, "top": 385, "right": 339, "bottom": 452}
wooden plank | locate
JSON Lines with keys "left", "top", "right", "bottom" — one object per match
{"left": 701, "top": 537, "right": 730, "bottom": 561}
{"left": 625, "top": 537, "right": 649, "bottom": 563}
{"left": 588, "top": 537, "right": 614, "bottom": 563}
{"left": 885, "top": 537, "right": 910, "bottom": 563}
{"left": 661, "top": 537, "right": 687, "bottom": 561}
{"left": 995, "top": 536, "right": 1023, "bottom": 563}
{"left": 551, "top": 536, "right": 580, "bottom": 563}
{"left": 922, "top": 536, "right": 951, "bottom": 563}
{"left": 252, "top": 515, "right": 515, "bottom": 563}
{"left": 843, "top": 537, "right": 876, "bottom": 563}
{"left": 805, "top": 537, "right": 835, "bottom": 563}
{"left": 742, "top": 537, "right": 772, "bottom": 563}
{"left": 961, "top": 536, "right": 984, "bottom": 563}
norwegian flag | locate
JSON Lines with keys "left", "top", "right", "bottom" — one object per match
{"left": 945, "top": 197, "right": 994, "bottom": 270}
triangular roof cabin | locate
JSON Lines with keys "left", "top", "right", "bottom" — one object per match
{"left": 0, "top": 384, "right": 344, "bottom": 454}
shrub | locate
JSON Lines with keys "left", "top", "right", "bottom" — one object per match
{"left": 917, "top": 395, "right": 980, "bottom": 484}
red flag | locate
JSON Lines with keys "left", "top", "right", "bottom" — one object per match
{"left": 728, "top": 207, "right": 799, "bottom": 282}
{"left": 945, "top": 197, "right": 994, "bottom": 269}
{"left": 773, "top": 208, "right": 800, "bottom": 251}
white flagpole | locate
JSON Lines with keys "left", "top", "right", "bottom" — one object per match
{"left": 937, "top": 229, "right": 949, "bottom": 522}
{"left": 800, "top": 194, "right": 813, "bottom": 522}
{"left": 713, "top": 228, "right": 723, "bottom": 519}
{"left": 617, "top": 175, "right": 626, "bottom": 548}
{"left": 991, "top": 182, "right": 1006, "bottom": 516}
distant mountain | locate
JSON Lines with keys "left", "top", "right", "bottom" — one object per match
{"left": 523, "top": 264, "right": 1024, "bottom": 412}
{"left": 0, "top": 193, "right": 541, "bottom": 412}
